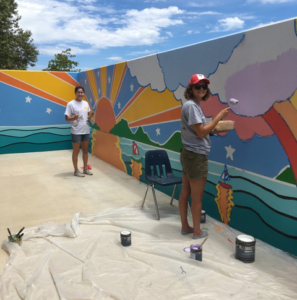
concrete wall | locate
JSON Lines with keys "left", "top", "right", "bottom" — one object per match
{"left": 1, "top": 18, "right": 296, "bottom": 255}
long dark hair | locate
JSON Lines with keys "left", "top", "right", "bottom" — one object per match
{"left": 184, "top": 85, "right": 210, "bottom": 101}
{"left": 75, "top": 86, "right": 85, "bottom": 93}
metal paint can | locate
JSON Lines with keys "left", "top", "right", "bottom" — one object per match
{"left": 121, "top": 230, "right": 131, "bottom": 247}
{"left": 190, "top": 244, "right": 202, "bottom": 261}
{"left": 235, "top": 234, "right": 256, "bottom": 263}
{"left": 201, "top": 210, "right": 206, "bottom": 223}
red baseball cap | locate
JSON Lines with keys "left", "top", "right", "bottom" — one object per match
{"left": 188, "top": 74, "right": 210, "bottom": 86}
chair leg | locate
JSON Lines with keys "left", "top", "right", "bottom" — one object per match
{"left": 151, "top": 185, "right": 160, "bottom": 220}
{"left": 141, "top": 184, "right": 150, "bottom": 208}
{"left": 170, "top": 184, "right": 177, "bottom": 205}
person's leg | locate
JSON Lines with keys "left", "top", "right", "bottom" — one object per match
{"left": 81, "top": 137, "right": 93, "bottom": 175}
{"left": 72, "top": 142, "right": 81, "bottom": 172}
{"left": 179, "top": 173, "right": 192, "bottom": 232}
{"left": 81, "top": 140, "right": 89, "bottom": 170}
{"left": 189, "top": 177, "right": 207, "bottom": 237}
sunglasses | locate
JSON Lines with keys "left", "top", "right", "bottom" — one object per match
{"left": 194, "top": 84, "right": 208, "bottom": 91}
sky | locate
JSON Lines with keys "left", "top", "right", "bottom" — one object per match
{"left": 15, "top": 0, "right": 297, "bottom": 71}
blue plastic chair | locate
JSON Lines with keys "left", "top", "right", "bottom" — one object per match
{"left": 141, "top": 150, "right": 182, "bottom": 220}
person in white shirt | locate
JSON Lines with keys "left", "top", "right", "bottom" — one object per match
{"left": 64, "top": 86, "right": 94, "bottom": 177}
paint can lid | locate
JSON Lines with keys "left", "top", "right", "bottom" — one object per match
{"left": 190, "top": 244, "right": 201, "bottom": 252}
{"left": 121, "top": 230, "right": 131, "bottom": 236}
{"left": 237, "top": 234, "right": 255, "bottom": 242}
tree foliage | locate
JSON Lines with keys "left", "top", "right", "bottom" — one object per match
{"left": 0, "top": 0, "right": 39, "bottom": 70}
{"left": 43, "top": 48, "right": 80, "bottom": 72}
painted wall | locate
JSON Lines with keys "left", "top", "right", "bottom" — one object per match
{"left": 0, "top": 18, "right": 296, "bottom": 256}
{"left": 0, "top": 71, "right": 81, "bottom": 153}
{"left": 78, "top": 19, "right": 297, "bottom": 256}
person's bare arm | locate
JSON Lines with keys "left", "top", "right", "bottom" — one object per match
{"left": 88, "top": 111, "right": 94, "bottom": 119}
{"left": 65, "top": 115, "right": 79, "bottom": 122}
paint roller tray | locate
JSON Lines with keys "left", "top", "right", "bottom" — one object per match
{"left": 215, "top": 120, "right": 235, "bottom": 131}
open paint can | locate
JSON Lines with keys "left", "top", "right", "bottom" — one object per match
{"left": 201, "top": 210, "right": 206, "bottom": 223}
{"left": 235, "top": 234, "right": 256, "bottom": 263}
{"left": 121, "top": 230, "right": 131, "bottom": 247}
{"left": 190, "top": 244, "right": 202, "bottom": 261}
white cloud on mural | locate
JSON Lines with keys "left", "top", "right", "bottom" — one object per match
{"left": 127, "top": 54, "right": 166, "bottom": 92}
{"left": 17, "top": 0, "right": 184, "bottom": 54}
{"left": 210, "top": 19, "right": 297, "bottom": 116}
{"left": 173, "top": 85, "right": 186, "bottom": 104}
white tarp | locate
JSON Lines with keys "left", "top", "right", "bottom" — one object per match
{"left": 1, "top": 201, "right": 297, "bottom": 299}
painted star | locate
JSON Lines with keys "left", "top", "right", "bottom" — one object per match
{"left": 97, "top": 71, "right": 100, "bottom": 77}
{"left": 90, "top": 98, "right": 92, "bottom": 103}
{"left": 108, "top": 76, "right": 111, "bottom": 83}
{"left": 98, "top": 88, "right": 101, "bottom": 94}
{"left": 118, "top": 102, "right": 121, "bottom": 109}
{"left": 25, "top": 96, "right": 32, "bottom": 103}
{"left": 84, "top": 79, "right": 87, "bottom": 84}
{"left": 46, "top": 108, "right": 52, "bottom": 114}
{"left": 225, "top": 145, "right": 235, "bottom": 160}
{"left": 156, "top": 128, "right": 161, "bottom": 136}
{"left": 130, "top": 83, "right": 134, "bottom": 92}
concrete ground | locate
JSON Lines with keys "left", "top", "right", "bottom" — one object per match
{"left": 1, "top": 150, "right": 297, "bottom": 300}
{"left": 0, "top": 150, "right": 170, "bottom": 271}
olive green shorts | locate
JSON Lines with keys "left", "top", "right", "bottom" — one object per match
{"left": 180, "top": 148, "right": 208, "bottom": 179}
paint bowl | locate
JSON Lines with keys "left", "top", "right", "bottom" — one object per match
{"left": 190, "top": 244, "right": 202, "bottom": 261}
{"left": 120, "top": 230, "right": 131, "bottom": 247}
{"left": 201, "top": 210, "right": 206, "bottom": 223}
{"left": 235, "top": 234, "right": 256, "bottom": 263}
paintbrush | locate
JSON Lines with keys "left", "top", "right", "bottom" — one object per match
{"left": 200, "top": 236, "right": 208, "bottom": 248}
{"left": 16, "top": 227, "right": 25, "bottom": 238}
{"left": 7, "top": 228, "right": 13, "bottom": 239}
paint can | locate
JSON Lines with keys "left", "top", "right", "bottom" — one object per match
{"left": 190, "top": 244, "right": 202, "bottom": 261}
{"left": 120, "top": 230, "right": 131, "bottom": 247}
{"left": 201, "top": 210, "right": 206, "bottom": 223}
{"left": 235, "top": 234, "right": 256, "bottom": 263}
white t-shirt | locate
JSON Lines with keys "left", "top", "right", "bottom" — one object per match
{"left": 64, "top": 100, "right": 91, "bottom": 134}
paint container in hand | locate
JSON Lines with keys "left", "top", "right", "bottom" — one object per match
{"left": 201, "top": 210, "right": 206, "bottom": 223}
{"left": 190, "top": 244, "right": 202, "bottom": 261}
{"left": 235, "top": 234, "right": 256, "bottom": 263}
{"left": 120, "top": 230, "right": 131, "bottom": 247}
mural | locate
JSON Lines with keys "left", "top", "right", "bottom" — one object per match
{"left": 78, "top": 18, "right": 297, "bottom": 255}
{"left": 0, "top": 71, "right": 90, "bottom": 153}
{"left": 0, "top": 18, "right": 296, "bottom": 255}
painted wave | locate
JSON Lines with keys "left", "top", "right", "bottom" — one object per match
{"left": 0, "top": 126, "right": 72, "bottom": 154}
{"left": 120, "top": 137, "right": 297, "bottom": 255}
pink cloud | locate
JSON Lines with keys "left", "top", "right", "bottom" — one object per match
{"left": 201, "top": 95, "right": 274, "bottom": 140}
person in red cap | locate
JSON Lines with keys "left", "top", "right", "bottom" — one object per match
{"left": 179, "top": 74, "right": 230, "bottom": 239}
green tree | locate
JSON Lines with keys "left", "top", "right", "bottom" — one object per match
{"left": 43, "top": 48, "right": 80, "bottom": 72}
{"left": 0, "top": 0, "right": 39, "bottom": 70}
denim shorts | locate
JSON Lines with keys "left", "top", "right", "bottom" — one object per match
{"left": 180, "top": 148, "right": 208, "bottom": 179}
{"left": 71, "top": 134, "right": 90, "bottom": 143}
